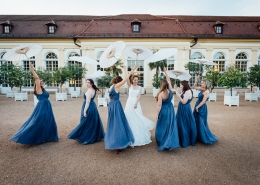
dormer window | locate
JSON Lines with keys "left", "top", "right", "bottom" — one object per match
{"left": 257, "top": 22, "right": 260, "bottom": 32}
{"left": 0, "top": 20, "right": 13, "bottom": 34}
{"left": 45, "top": 20, "right": 58, "bottom": 34}
{"left": 131, "top": 19, "right": 141, "bottom": 33}
{"left": 214, "top": 21, "right": 225, "bottom": 34}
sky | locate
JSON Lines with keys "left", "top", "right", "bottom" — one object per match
{"left": 0, "top": 0, "right": 260, "bottom": 16}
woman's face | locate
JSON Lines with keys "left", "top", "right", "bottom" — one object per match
{"left": 39, "top": 79, "right": 44, "bottom": 87}
{"left": 132, "top": 77, "right": 138, "bottom": 85}
{"left": 86, "top": 80, "right": 92, "bottom": 88}
{"left": 180, "top": 83, "right": 183, "bottom": 90}
{"left": 201, "top": 81, "right": 205, "bottom": 89}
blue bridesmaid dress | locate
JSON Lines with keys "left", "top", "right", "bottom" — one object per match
{"left": 155, "top": 90, "right": 180, "bottom": 151}
{"left": 193, "top": 91, "right": 218, "bottom": 144}
{"left": 104, "top": 85, "right": 135, "bottom": 150}
{"left": 10, "top": 90, "right": 58, "bottom": 144}
{"left": 176, "top": 93, "right": 197, "bottom": 148}
{"left": 68, "top": 92, "right": 104, "bottom": 144}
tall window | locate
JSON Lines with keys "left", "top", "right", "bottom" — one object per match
{"left": 235, "top": 52, "right": 248, "bottom": 72}
{"left": 189, "top": 52, "right": 205, "bottom": 86}
{"left": 127, "top": 58, "right": 144, "bottom": 87}
{"left": 0, "top": 52, "right": 12, "bottom": 87}
{"left": 68, "top": 52, "right": 82, "bottom": 87}
{"left": 97, "top": 51, "right": 106, "bottom": 71}
{"left": 215, "top": 26, "right": 223, "bottom": 34}
{"left": 167, "top": 56, "right": 175, "bottom": 70}
{"left": 213, "top": 52, "right": 225, "bottom": 72}
{"left": 4, "top": 26, "right": 10, "bottom": 34}
{"left": 23, "top": 56, "right": 35, "bottom": 87}
{"left": 133, "top": 24, "right": 139, "bottom": 32}
{"left": 45, "top": 52, "right": 58, "bottom": 87}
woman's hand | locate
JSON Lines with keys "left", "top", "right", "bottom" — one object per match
{"left": 174, "top": 84, "right": 177, "bottom": 89}
{"left": 196, "top": 107, "right": 199, "bottom": 112}
{"left": 163, "top": 67, "right": 167, "bottom": 72}
{"left": 30, "top": 62, "right": 34, "bottom": 69}
{"left": 84, "top": 113, "right": 87, "bottom": 117}
{"left": 196, "top": 75, "right": 200, "bottom": 81}
{"left": 134, "top": 103, "right": 137, "bottom": 109}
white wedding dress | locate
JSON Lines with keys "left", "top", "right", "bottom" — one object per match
{"left": 124, "top": 85, "right": 154, "bottom": 146}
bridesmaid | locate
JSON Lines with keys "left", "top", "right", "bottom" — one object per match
{"left": 175, "top": 81, "right": 197, "bottom": 148}
{"left": 68, "top": 79, "right": 104, "bottom": 144}
{"left": 155, "top": 68, "right": 180, "bottom": 151}
{"left": 104, "top": 65, "right": 135, "bottom": 154}
{"left": 10, "top": 62, "right": 58, "bottom": 144}
{"left": 193, "top": 75, "right": 218, "bottom": 144}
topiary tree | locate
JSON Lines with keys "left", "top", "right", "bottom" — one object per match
{"left": 218, "top": 66, "right": 246, "bottom": 96}
{"left": 148, "top": 59, "right": 167, "bottom": 89}
{"left": 247, "top": 64, "right": 260, "bottom": 91}
{"left": 96, "top": 75, "right": 113, "bottom": 97}
{"left": 0, "top": 63, "right": 13, "bottom": 88}
{"left": 105, "top": 59, "right": 123, "bottom": 76}
{"left": 204, "top": 67, "right": 221, "bottom": 92}
{"left": 36, "top": 67, "right": 54, "bottom": 87}
{"left": 68, "top": 64, "right": 87, "bottom": 91}
{"left": 53, "top": 66, "right": 72, "bottom": 92}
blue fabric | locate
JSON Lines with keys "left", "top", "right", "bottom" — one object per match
{"left": 68, "top": 92, "right": 104, "bottom": 144}
{"left": 193, "top": 91, "right": 218, "bottom": 144}
{"left": 155, "top": 91, "right": 180, "bottom": 151}
{"left": 104, "top": 85, "right": 135, "bottom": 150}
{"left": 176, "top": 93, "right": 197, "bottom": 148}
{"left": 10, "top": 91, "right": 58, "bottom": 144}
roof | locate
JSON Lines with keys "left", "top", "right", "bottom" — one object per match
{"left": 0, "top": 14, "right": 259, "bottom": 39}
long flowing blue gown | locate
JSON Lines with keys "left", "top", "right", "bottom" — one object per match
{"left": 10, "top": 91, "right": 58, "bottom": 144}
{"left": 193, "top": 91, "right": 218, "bottom": 144}
{"left": 68, "top": 92, "right": 104, "bottom": 144}
{"left": 104, "top": 85, "right": 135, "bottom": 150}
{"left": 155, "top": 90, "right": 180, "bottom": 151}
{"left": 176, "top": 93, "right": 197, "bottom": 148}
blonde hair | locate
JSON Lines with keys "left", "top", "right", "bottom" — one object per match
{"left": 156, "top": 80, "right": 169, "bottom": 101}
{"left": 201, "top": 79, "right": 211, "bottom": 90}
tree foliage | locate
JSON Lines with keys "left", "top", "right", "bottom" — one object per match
{"left": 204, "top": 67, "right": 221, "bottom": 92}
{"left": 53, "top": 66, "right": 72, "bottom": 92}
{"left": 96, "top": 75, "right": 113, "bottom": 97}
{"left": 247, "top": 64, "right": 260, "bottom": 92}
{"left": 36, "top": 67, "right": 54, "bottom": 86}
{"left": 105, "top": 59, "right": 123, "bottom": 76}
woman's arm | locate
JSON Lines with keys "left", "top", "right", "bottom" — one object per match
{"left": 164, "top": 67, "right": 172, "bottom": 90}
{"left": 134, "top": 87, "right": 142, "bottom": 109}
{"left": 30, "top": 62, "right": 42, "bottom": 94}
{"left": 83, "top": 90, "right": 93, "bottom": 117}
{"left": 193, "top": 75, "right": 202, "bottom": 91}
{"left": 156, "top": 92, "right": 163, "bottom": 116}
{"left": 195, "top": 90, "right": 209, "bottom": 112}
{"left": 177, "top": 90, "right": 191, "bottom": 104}
{"left": 115, "top": 65, "right": 136, "bottom": 89}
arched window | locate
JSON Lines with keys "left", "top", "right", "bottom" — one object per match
{"left": 189, "top": 52, "right": 205, "bottom": 86}
{"left": 67, "top": 52, "right": 82, "bottom": 87}
{"left": 213, "top": 52, "right": 225, "bottom": 72}
{"left": 235, "top": 52, "right": 248, "bottom": 72}
{"left": 127, "top": 57, "right": 144, "bottom": 87}
{"left": 167, "top": 56, "right": 175, "bottom": 70}
{"left": 45, "top": 52, "right": 58, "bottom": 87}
{"left": 23, "top": 56, "right": 35, "bottom": 87}
{"left": 96, "top": 51, "right": 106, "bottom": 71}
{"left": 0, "top": 52, "right": 12, "bottom": 87}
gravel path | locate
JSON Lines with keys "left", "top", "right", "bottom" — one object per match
{"left": 0, "top": 93, "right": 259, "bottom": 185}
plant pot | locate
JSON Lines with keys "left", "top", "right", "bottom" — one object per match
{"left": 68, "top": 87, "right": 81, "bottom": 95}
{"left": 56, "top": 92, "right": 67, "bottom": 101}
{"left": 1, "top": 87, "right": 12, "bottom": 94}
{"left": 153, "top": 88, "right": 159, "bottom": 98}
{"left": 14, "top": 92, "right": 28, "bottom": 101}
{"left": 224, "top": 94, "right": 239, "bottom": 107}
{"left": 225, "top": 90, "right": 237, "bottom": 96}
{"left": 254, "top": 90, "right": 260, "bottom": 98}
{"left": 245, "top": 92, "right": 258, "bottom": 102}
{"left": 192, "top": 89, "right": 199, "bottom": 98}
{"left": 71, "top": 90, "right": 80, "bottom": 98}
{"left": 6, "top": 90, "right": 17, "bottom": 98}
{"left": 98, "top": 95, "right": 107, "bottom": 107}
{"left": 209, "top": 92, "right": 217, "bottom": 102}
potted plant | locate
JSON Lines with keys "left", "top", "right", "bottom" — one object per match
{"left": 148, "top": 59, "right": 167, "bottom": 97}
{"left": 53, "top": 66, "right": 72, "bottom": 101}
{"left": 0, "top": 63, "right": 12, "bottom": 94}
{"left": 245, "top": 64, "right": 260, "bottom": 101}
{"left": 218, "top": 66, "right": 246, "bottom": 106}
{"left": 96, "top": 75, "right": 113, "bottom": 107}
{"left": 68, "top": 63, "right": 87, "bottom": 95}
{"left": 204, "top": 67, "right": 221, "bottom": 102}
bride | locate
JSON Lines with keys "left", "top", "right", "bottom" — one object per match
{"left": 124, "top": 68, "right": 154, "bottom": 146}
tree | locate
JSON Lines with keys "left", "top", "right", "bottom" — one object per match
{"left": 217, "top": 66, "right": 246, "bottom": 96}
{"left": 105, "top": 59, "right": 123, "bottom": 76}
{"left": 148, "top": 59, "right": 167, "bottom": 88}
{"left": 68, "top": 64, "right": 87, "bottom": 91}
{"left": 204, "top": 67, "right": 221, "bottom": 92}
{"left": 36, "top": 67, "right": 54, "bottom": 87}
{"left": 247, "top": 64, "right": 260, "bottom": 92}
{"left": 96, "top": 75, "right": 113, "bottom": 97}
{"left": 53, "top": 66, "right": 72, "bottom": 92}
{"left": 0, "top": 63, "right": 13, "bottom": 87}
{"left": 184, "top": 62, "right": 202, "bottom": 75}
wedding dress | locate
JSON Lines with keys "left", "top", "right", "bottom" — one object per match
{"left": 124, "top": 85, "right": 154, "bottom": 146}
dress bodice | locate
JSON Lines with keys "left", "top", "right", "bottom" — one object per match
{"left": 83, "top": 91, "right": 96, "bottom": 102}
{"left": 198, "top": 91, "right": 208, "bottom": 102}
{"left": 180, "top": 93, "right": 193, "bottom": 104}
{"left": 162, "top": 90, "right": 173, "bottom": 105}
{"left": 109, "top": 85, "right": 120, "bottom": 101}
{"left": 129, "top": 85, "right": 140, "bottom": 98}
{"left": 35, "top": 90, "right": 49, "bottom": 101}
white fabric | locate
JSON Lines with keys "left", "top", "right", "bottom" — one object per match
{"left": 124, "top": 85, "right": 154, "bottom": 146}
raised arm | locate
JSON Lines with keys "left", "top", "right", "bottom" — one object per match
{"left": 164, "top": 67, "right": 172, "bottom": 90}
{"left": 195, "top": 90, "right": 209, "bottom": 112}
{"left": 177, "top": 90, "right": 191, "bottom": 104}
{"left": 115, "top": 65, "right": 136, "bottom": 89}
{"left": 30, "top": 62, "right": 42, "bottom": 94}
{"left": 193, "top": 75, "right": 202, "bottom": 91}
{"left": 83, "top": 90, "right": 93, "bottom": 117}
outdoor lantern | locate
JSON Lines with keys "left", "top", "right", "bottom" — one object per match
{"left": 213, "top": 21, "right": 225, "bottom": 34}
{"left": 45, "top": 20, "right": 58, "bottom": 34}
{"left": 0, "top": 20, "right": 13, "bottom": 34}
{"left": 131, "top": 19, "right": 141, "bottom": 33}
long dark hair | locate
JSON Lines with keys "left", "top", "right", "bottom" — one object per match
{"left": 111, "top": 76, "right": 123, "bottom": 84}
{"left": 33, "top": 80, "right": 45, "bottom": 95}
{"left": 156, "top": 80, "right": 169, "bottom": 101}
{"left": 180, "top": 80, "right": 193, "bottom": 95}
{"left": 87, "top": 79, "right": 100, "bottom": 92}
